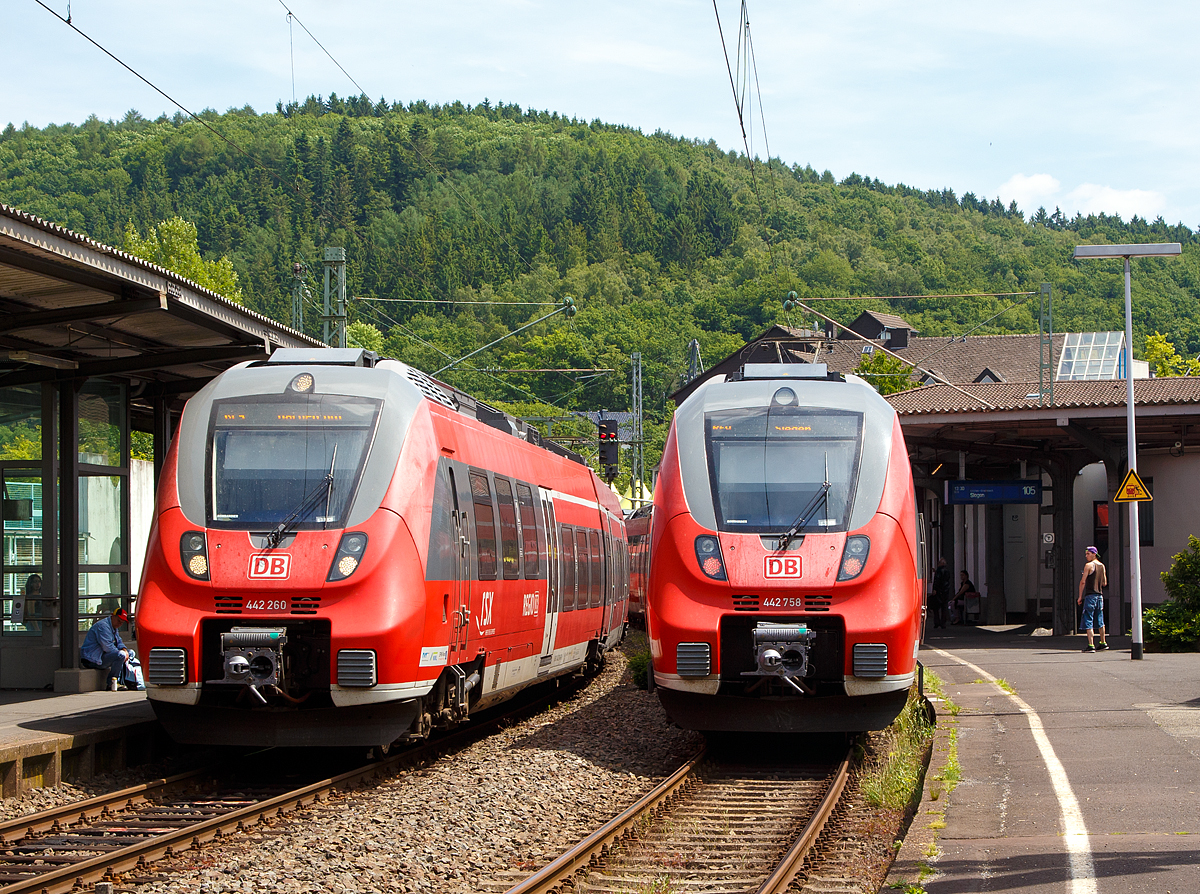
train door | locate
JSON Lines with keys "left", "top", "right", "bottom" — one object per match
{"left": 603, "top": 516, "right": 618, "bottom": 636}
{"left": 538, "top": 489, "right": 559, "bottom": 667}
{"left": 448, "top": 467, "right": 470, "bottom": 657}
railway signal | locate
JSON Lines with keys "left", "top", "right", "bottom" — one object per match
{"left": 598, "top": 419, "right": 619, "bottom": 479}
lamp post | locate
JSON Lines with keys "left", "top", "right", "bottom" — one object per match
{"left": 1072, "top": 242, "right": 1182, "bottom": 659}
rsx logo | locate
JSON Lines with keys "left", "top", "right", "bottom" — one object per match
{"left": 248, "top": 554, "right": 291, "bottom": 580}
{"left": 764, "top": 556, "right": 802, "bottom": 579}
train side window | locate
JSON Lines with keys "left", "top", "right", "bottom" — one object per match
{"left": 469, "top": 471, "right": 497, "bottom": 580}
{"left": 576, "top": 529, "right": 590, "bottom": 609}
{"left": 561, "top": 525, "right": 575, "bottom": 611}
{"left": 588, "top": 529, "right": 602, "bottom": 608}
{"left": 494, "top": 477, "right": 520, "bottom": 580}
{"left": 516, "top": 483, "right": 541, "bottom": 579}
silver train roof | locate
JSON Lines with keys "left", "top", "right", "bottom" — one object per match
{"left": 672, "top": 368, "right": 898, "bottom": 532}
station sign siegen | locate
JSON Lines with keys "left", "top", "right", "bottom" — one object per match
{"left": 945, "top": 480, "right": 1042, "bottom": 505}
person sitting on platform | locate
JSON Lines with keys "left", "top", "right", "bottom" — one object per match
{"left": 953, "top": 570, "right": 979, "bottom": 624}
{"left": 80, "top": 607, "right": 130, "bottom": 691}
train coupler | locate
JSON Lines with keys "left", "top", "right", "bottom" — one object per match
{"left": 741, "top": 622, "right": 817, "bottom": 695}
{"left": 208, "top": 627, "right": 289, "bottom": 703}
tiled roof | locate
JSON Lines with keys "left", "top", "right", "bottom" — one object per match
{"left": 887, "top": 377, "right": 1200, "bottom": 416}
{"left": 818, "top": 332, "right": 1064, "bottom": 385}
{"left": 861, "top": 311, "right": 914, "bottom": 331}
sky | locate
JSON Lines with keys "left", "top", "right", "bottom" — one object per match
{"left": 7, "top": 0, "right": 1200, "bottom": 228}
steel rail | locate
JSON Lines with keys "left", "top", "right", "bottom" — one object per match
{"left": 503, "top": 746, "right": 708, "bottom": 894}
{"left": 0, "top": 677, "right": 587, "bottom": 894}
{"left": 754, "top": 751, "right": 852, "bottom": 893}
{"left": 503, "top": 746, "right": 851, "bottom": 894}
{"left": 0, "top": 768, "right": 210, "bottom": 845}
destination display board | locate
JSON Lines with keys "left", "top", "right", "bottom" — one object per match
{"left": 945, "top": 480, "right": 1042, "bottom": 505}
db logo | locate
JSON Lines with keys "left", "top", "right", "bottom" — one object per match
{"left": 248, "top": 554, "right": 291, "bottom": 580}
{"left": 765, "top": 556, "right": 802, "bottom": 579}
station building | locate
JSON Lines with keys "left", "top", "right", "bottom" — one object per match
{"left": 678, "top": 320, "right": 1200, "bottom": 636}
{"left": 0, "top": 204, "right": 322, "bottom": 689}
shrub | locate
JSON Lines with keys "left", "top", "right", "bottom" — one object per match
{"left": 1145, "top": 534, "right": 1200, "bottom": 651}
{"left": 627, "top": 648, "right": 652, "bottom": 690}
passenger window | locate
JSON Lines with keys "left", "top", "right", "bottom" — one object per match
{"left": 589, "top": 530, "right": 602, "bottom": 608}
{"left": 561, "top": 525, "right": 575, "bottom": 611}
{"left": 516, "top": 483, "right": 541, "bottom": 579}
{"left": 469, "top": 471, "right": 497, "bottom": 580}
{"left": 576, "top": 530, "right": 590, "bottom": 608}
{"left": 494, "top": 477, "right": 520, "bottom": 580}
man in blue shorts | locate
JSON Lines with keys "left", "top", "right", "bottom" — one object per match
{"left": 1077, "top": 546, "right": 1109, "bottom": 653}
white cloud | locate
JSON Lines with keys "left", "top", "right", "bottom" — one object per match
{"left": 1064, "top": 184, "right": 1168, "bottom": 221}
{"left": 995, "top": 174, "right": 1168, "bottom": 222}
{"left": 996, "top": 174, "right": 1062, "bottom": 214}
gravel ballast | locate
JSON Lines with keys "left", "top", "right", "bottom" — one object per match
{"left": 126, "top": 635, "right": 702, "bottom": 893}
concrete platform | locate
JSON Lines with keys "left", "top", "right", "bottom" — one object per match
{"left": 0, "top": 688, "right": 167, "bottom": 798}
{"left": 889, "top": 623, "right": 1200, "bottom": 893}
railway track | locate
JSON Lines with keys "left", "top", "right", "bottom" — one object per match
{"left": 498, "top": 743, "right": 851, "bottom": 894}
{"left": 0, "top": 676, "right": 587, "bottom": 894}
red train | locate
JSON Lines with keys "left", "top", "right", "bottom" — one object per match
{"left": 647, "top": 364, "right": 925, "bottom": 733}
{"left": 137, "top": 349, "right": 628, "bottom": 747}
{"left": 626, "top": 504, "right": 653, "bottom": 620}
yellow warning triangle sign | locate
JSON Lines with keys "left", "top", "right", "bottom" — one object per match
{"left": 1113, "top": 468, "right": 1153, "bottom": 503}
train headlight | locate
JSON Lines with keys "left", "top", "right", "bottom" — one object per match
{"left": 290, "top": 372, "right": 315, "bottom": 393}
{"left": 328, "top": 532, "right": 369, "bottom": 581}
{"left": 837, "top": 535, "right": 871, "bottom": 581}
{"left": 180, "top": 531, "right": 210, "bottom": 581}
{"left": 772, "top": 387, "right": 797, "bottom": 407}
{"left": 694, "top": 535, "right": 727, "bottom": 581}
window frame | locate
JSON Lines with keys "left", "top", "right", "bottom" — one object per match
{"left": 468, "top": 470, "right": 498, "bottom": 581}
{"left": 560, "top": 524, "right": 575, "bottom": 612}
{"left": 493, "top": 476, "right": 520, "bottom": 580}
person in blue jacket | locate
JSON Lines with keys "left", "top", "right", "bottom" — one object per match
{"left": 80, "top": 607, "right": 130, "bottom": 690}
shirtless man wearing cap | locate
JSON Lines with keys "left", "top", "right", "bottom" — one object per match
{"left": 80, "top": 606, "right": 131, "bottom": 690}
{"left": 1077, "top": 547, "right": 1109, "bottom": 653}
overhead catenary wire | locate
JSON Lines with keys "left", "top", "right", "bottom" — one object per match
{"left": 363, "top": 303, "right": 575, "bottom": 410}
{"left": 355, "top": 296, "right": 558, "bottom": 307}
{"left": 273, "top": 2, "right": 573, "bottom": 362}
{"left": 804, "top": 291, "right": 1037, "bottom": 301}
{"left": 910, "top": 293, "right": 1041, "bottom": 371}
{"left": 712, "top": 1, "right": 781, "bottom": 266}
{"left": 288, "top": 12, "right": 296, "bottom": 105}
{"left": 795, "top": 298, "right": 998, "bottom": 410}
{"left": 274, "top": 0, "right": 368, "bottom": 98}
{"left": 33, "top": 0, "right": 272, "bottom": 177}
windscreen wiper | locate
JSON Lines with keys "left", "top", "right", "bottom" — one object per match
{"left": 266, "top": 445, "right": 336, "bottom": 548}
{"left": 776, "top": 452, "right": 831, "bottom": 551}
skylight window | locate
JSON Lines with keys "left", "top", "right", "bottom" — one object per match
{"left": 1056, "top": 332, "right": 1126, "bottom": 380}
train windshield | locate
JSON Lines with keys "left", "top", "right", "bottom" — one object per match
{"left": 705, "top": 407, "right": 862, "bottom": 533}
{"left": 207, "top": 395, "right": 381, "bottom": 529}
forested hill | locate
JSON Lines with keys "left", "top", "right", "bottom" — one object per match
{"left": 3, "top": 94, "right": 1200, "bottom": 436}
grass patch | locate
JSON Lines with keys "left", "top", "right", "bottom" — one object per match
{"left": 933, "top": 728, "right": 961, "bottom": 792}
{"left": 994, "top": 678, "right": 1015, "bottom": 694}
{"left": 860, "top": 685, "right": 935, "bottom": 809}
{"left": 923, "top": 668, "right": 962, "bottom": 717}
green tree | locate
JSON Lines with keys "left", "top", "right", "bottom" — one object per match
{"left": 1144, "top": 332, "right": 1200, "bottom": 377}
{"left": 854, "top": 350, "right": 914, "bottom": 395}
{"left": 346, "top": 321, "right": 384, "bottom": 353}
{"left": 124, "top": 217, "right": 244, "bottom": 303}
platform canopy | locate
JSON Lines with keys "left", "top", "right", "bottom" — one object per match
{"left": 0, "top": 203, "right": 321, "bottom": 416}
